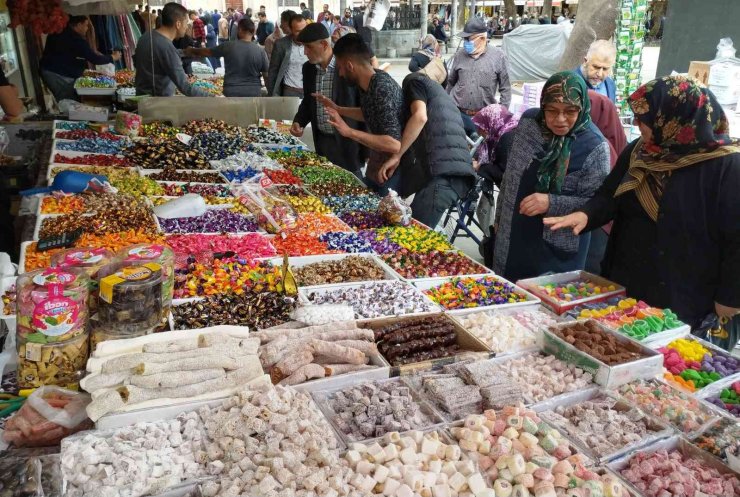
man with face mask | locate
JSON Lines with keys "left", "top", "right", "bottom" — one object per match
{"left": 315, "top": 34, "right": 404, "bottom": 195}
{"left": 290, "top": 23, "right": 365, "bottom": 175}
{"left": 134, "top": 2, "right": 212, "bottom": 97}
{"left": 446, "top": 17, "right": 511, "bottom": 138}
{"left": 575, "top": 40, "right": 617, "bottom": 103}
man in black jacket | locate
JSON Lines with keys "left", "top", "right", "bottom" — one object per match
{"left": 290, "top": 23, "right": 365, "bottom": 175}
{"left": 377, "top": 72, "right": 476, "bottom": 227}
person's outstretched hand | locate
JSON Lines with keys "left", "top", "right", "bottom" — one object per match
{"left": 290, "top": 121, "right": 304, "bottom": 137}
{"left": 543, "top": 211, "right": 588, "bottom": 235}
{"left": 312, "top": 92, "right": 338, "bottom": 111}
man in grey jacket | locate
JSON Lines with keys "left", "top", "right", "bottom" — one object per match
{"left": 266, "top": 12, "right": 307, "bottom": 96}
{"left": 134, "top": 2, "right": 212, "bottom": 97}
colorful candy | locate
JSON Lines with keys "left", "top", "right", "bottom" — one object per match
{"left": 423, "top": 276, "right": 529, "bottom": 309}
{"left": 52, "top": 153, "right": 132, "bottom": 167}
{"left": 536, "top": 279, "right": 617, "bottom": 302}
{"left": 382, "top": 250, "right": 488, "bottom": 279}
{"left": 165, "top": 233, "right": 276, "bottom": 265}
{"left": 264, "top": 169, "right": 302, "bottom": 185}
{"left": 174, "top": 257, "right": 282, "bottom": 297}
{"left": 271, "top": 233, "right": 337, "bottom": 256}
{"left": 318, "top": 232, "right": 374, "bottom": 253}
{"left": 290, "top": 213, "right": 352, "bottom": 237}
{"left": 56, "top": 137, "right": 126, "bottom": 155}
{"left": 158, "top": 210, "right": 259, "bottom": 234}
{"left": 321, "top": 194, "right": 380, "bottom": 214}
{"left": 660, "top": 338, "right": 740, "bottom": 391}
{"left": 706, "top": 381, "right": 740, "bottom": 417}
{"left": 338, "top": 211, "right": 388, "bottom": 229}
{"left": 161, "top": 183, "right": 232, "bottom": 197}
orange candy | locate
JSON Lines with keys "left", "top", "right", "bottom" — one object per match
{"left": 664, "top": 372, "right": 697, "bottom": 393}
{"left": 41, "top": 196, "right": 86, "bottom": 214}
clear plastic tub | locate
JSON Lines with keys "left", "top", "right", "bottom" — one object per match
{"left": 114, "top": 243, "right": 174, "bottom": 325}
{"left": 16, "top": 267, "right": 90, "bottom": 344}
{"left": 98, "top": 262, "right": 164, "bottom": 335}
{"left": 51, "top": 247, "right": 113, "bottom": 314}
{"left": 17, "top": 331, "right": 89, "bottom": 389}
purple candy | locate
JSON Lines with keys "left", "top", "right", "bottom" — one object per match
{"left": 318, "top": 232, "right": 374, "bottom": 253}
{"left": 158, "top": 210, "right": 259, "bottom": 234}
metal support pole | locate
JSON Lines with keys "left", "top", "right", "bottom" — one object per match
{"left": 450, "top": 0, "right": 458, "bottom": 36}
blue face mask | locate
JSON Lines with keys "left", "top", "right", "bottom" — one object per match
{"left": 464, "top": 40, "right": 476, "bottom": 54}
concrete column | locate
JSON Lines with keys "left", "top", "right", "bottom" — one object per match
{"left": 340, "top": 0, "right": 347, "bottom": 15}
{"left": 420, "top": 0, "right": 428, "bottom": 39}
{"left": 450, "top": 0, "right": 457, "bottom": 36}
{"left": 470, "top": 0, "right": 475, "bottom": 20}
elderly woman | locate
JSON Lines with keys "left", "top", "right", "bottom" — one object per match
{"left": 545, "top": 76, "right": 740, "bottom": 331}
{"left": 492, "top": 71, "right": 610, "bottom": 282}
{"left": 408, "top": 35, "right": 446, "bottom": 85}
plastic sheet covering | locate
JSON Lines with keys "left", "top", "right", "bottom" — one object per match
{"left": 137, "top": 97, "right": 301, "bottom": 127}
{"left": 63, "top": 0, "right": 138, "bottom": 16}
{"left": 502, "top": 24, "right": 573, "bottom": 82}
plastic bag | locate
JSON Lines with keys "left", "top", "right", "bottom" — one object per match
{"left": 0, "top": 126, "right": 9, "bottom": 155}
{"left": 291, "top": 304, "right": 355, "bottom": 326}
{"left": 0, "top": 456, "right": 43, "bottom": 496}
{"left": 115, "top": 110, "right": 142, "bottom": 138}
{"left": 716, "top": 37, "right": 736, "bottom": 59}
{"left": 236, "top": 186, "right": 297, "bottom": 234}
{"left": 695, "top": 313, "right": 740, "bottom": 352}
{"left": 378, "top": 189, "right": 412, "bottom": 226}
{"left": 365, "top": 0, "right": 390, "bottom": 30}
{"left": 95, "top": 63, "right": 116, "bottom": 76}
{"left": 2, "top": 386, "right": 92, "bottom": 448}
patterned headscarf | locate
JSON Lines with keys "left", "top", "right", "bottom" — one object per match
{"left": 472, "top": 104, "right": 519, "bottom": 165}
{"left": 535, "top": 71, "right": 592, "bottom": 193}
{"left": 615, "top": 75, "right": 740, "bottom": 221}
{"left": 419, "top": 34, "right": 438, "bottom": 59}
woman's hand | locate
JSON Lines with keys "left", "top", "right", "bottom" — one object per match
{"left": 543, "top": 212, "right": 589, "bottom": 235}
{"left": 519, "top": 193, "right": 549, "bottom": 216}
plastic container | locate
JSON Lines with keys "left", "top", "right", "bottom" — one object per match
{"left": 51, "top": 247, "right": 113, "bottom": 314}
{"left": 16, "top": 267, "right": 90, "bottom": 344}
{"left": 98, "top": 262, "right": 164, "bottom": 335}
{"left": 17, "top": 330, "right": 89, "bottom": 389}
{"left": 114, "top": 243, "right": 175, "bottom": 325}
{"left": 90, "top": 324, "right": 152, "bottom": 352}
{"left": 152, "top": 193, "right": 208, "bottom": 219}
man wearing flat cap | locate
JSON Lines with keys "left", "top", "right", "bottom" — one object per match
{"left": 290, "top": 22, "right": 366, "bottom": 175}
{"left": 446, "top": 17, "right": 511, "bottom": 138}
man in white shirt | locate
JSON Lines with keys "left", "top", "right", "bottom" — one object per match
{"left": 266, "top": 12, "right": 307, "bottom": 96}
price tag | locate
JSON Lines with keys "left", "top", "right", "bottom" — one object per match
{"left": 25, "top": 342, "right": 42, "bottom": 362}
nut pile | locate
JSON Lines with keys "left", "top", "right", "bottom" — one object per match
{"left": 294, "top": 255, "right": 387, "bottom": 286}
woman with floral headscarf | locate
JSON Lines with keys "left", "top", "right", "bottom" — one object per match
{"left": 492, "top": 71, "right": 610, "bottom": 281}
{"left": 473, "top": 104, "right": 520, "bottom": 186}
{"left": 545, "top": 76, "right": 740, "bottom": 330}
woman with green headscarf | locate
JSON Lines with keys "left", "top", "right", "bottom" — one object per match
{"left": 491, "top": 71, "right": 611, "bottom": 281}
{"left": 545, "top": 75, "right": 740, "bottom": 337}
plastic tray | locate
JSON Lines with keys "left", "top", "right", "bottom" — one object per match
{"left": 542, "top": 319, "right": 665, "bottom": 389}
{"left": 449, "top": 304, "right": 562, "bottom": 356}
{"left": 53, "top": 119, "right": 90, "bottom": 130}
{"left": 380, "top": 250, "right": 493, "bottom": 282}
{"left": 615, "top": 378, "right": 722, "bottom": 438}
{"left": 18, "top": 240, "right": 32, "bottom": 274}
{"left": 360, "top": 312, "right": 492, "bottom": 374}
{"left": 299, "top": 280, "right": 441, "bottom": 320}
{"left": 74, "top": 86, "right": 117, "bottom": 96}
{"left": 268, "top": 253, "right": 400, "bottom": 287}
{"left": 412, "top": 275, "right": 541, "bottom": 315}
{"left": 538, "top": 388, "right": 674, "bottom": 464}
{"left": 310, "top": 376, "right": 446, "bottom": 445}
{"left": 516, "top": 270, "right": 627, "bottom": 315}
{"left": 657, "top": 335, "right": 740, "bottom": 393}
{"left": 607, "top": 436, "right": 740, "bottom": 495}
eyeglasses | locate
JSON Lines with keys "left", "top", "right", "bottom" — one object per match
{"left": 543, "top": 107, "right": 580, "bottom": 119}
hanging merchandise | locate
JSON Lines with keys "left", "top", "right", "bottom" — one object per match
{"left": 613, "top": 0, "right": 648, "bottom": 115}
{"left": 8, "top": 0, "right": 68, "bottom": 35}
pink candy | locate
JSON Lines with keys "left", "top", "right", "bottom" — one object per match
{"left": 165, "top": 234, "right": 276, "bottom": 265}
{"left": 620, "top": 449, "right": 740, "bottom": 497}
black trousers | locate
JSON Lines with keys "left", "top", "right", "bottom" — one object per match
{"left": 314, "top": 130, "right": 362, "bottom": 177}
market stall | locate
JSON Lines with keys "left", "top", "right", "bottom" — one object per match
{"left": 0, "top": 111, "right": 738, "bottom": 497}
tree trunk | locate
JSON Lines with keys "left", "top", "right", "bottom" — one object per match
{"left": 649, "top": 0, "right": 667, "bottom": 39}
{"left": 503, "top": 0, "right": 516, "bottom": 19}
{"left": 542, "top": 0, "right": 553, "bottom": 18}
{"left": 558, "top": 0, "right": 619, "bottom": 71}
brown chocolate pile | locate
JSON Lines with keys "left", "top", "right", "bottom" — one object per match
{"left": 373, "top": 315, "right": 460, "bottom": 366}
{"left": 550, "top": 321, "right": 645, "bottom": 365}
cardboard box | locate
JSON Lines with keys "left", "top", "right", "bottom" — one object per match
{"left": 688, "top": 60, "right": 710, "bottom": 85}
{"left": 360, "top": 313, "right": 493, "bottom": 375}
{"left": 541, "top": 320, "right": 664, "bottom": 389}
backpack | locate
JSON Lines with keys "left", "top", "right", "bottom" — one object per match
{"left": 418, "top": 56, "right": 447, "bottom": 84}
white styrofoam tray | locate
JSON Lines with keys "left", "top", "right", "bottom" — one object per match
{"left": 268, "top": 253, "right": 400, "bottom": 287}
{"left": 379, "top": 250, "right": 493, "bottom": 282}
{"left": 298, "top": 280, "right": 441, "bottom": 320}
{"left": 412, "top": 275, "right": 541, "bottom": 315}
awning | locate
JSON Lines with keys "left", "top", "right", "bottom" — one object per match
{"left": 62, "top": 0, "right": 138, "bottom": 15}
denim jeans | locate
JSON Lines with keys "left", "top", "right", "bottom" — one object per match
{"left": 459, "top": 111, "right": 478, "bottom": 138}
{"left": 410, "top": 176, "right": 459, "bottom": 229}
{"left": 365, "top": 169, "right": 403, "bottom": 197}
{"left": 41, "top": 70, "right": 78, "bottom": 103}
